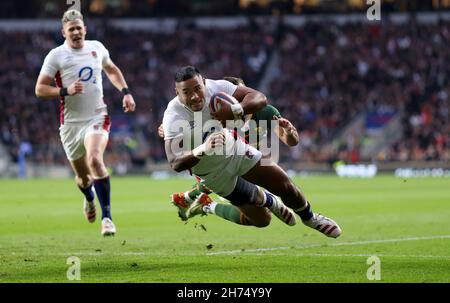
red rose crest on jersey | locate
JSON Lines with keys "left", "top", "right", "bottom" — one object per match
{"left": 91, "top": 51, "right": 97, "bottom": 58}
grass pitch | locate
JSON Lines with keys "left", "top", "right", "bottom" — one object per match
{"left": 0, "top": 175, "right": 449, "bottom": 282}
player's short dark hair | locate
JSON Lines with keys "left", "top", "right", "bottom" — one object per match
{"left": 174, "top": 66, "right": 201, "bottom": 82}
{"left": 223, "top": 76, "right": 245, "bottom": 86}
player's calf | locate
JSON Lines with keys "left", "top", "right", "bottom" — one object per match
{"left": 79, "top": 183, "right": 96, "bottom": 223}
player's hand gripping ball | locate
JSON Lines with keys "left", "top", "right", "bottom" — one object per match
{"left": 209, "top": 92, "right": 239, "bottom": 126}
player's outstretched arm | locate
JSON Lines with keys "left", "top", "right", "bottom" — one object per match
{"left": 274, "top": 116, "right": 300, "bottom": 147}
{"left": 103, "top": 58, "right": 136, "bottom": 113}
{"left": 165, "top": 132, "right": 225, "bottom": 172}
{"left": 165, "top": 137, "right": 200, "bottom": 172}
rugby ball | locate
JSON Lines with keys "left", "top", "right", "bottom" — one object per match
{"left": 209, "top": 92, "right": 238, "bottom": 113}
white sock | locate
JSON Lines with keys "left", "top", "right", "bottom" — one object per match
{"left": 203, "top": 201, "right": 217, "bottom": 214}
{"left": 184, "top": 192, "right": 194, "bottom": 203}
{"left": 255, "top": 187, "right": 267, "bottom": 208}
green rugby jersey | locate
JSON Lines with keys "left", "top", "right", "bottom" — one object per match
{"left": 239, "top": 104, "right": 281, "bottom": 149}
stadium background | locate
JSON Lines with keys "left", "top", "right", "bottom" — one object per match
{"left": 0, "top": 0, "right": 450, "bottom": 284}
{"left": 0, "top": 0, "right": 449, "bottom": 178}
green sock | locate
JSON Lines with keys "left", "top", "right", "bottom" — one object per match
{"left": 187, "top": 181, "right": 212, "bottom": 201}
{"left": 187, "top": 187, "right": 201, "bottom": 201}
{"left": 214, "top": 204, "right": 244, "bottom": 225}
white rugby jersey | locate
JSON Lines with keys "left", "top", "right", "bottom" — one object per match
{"left": 40, "top": 40, "right": 110, "bottom": 124}
{"left": 163, "top": 79, "right": 248, "bottom": 176}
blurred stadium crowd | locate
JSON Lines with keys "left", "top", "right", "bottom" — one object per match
{"left": 271, "top": 19, "right": 450, "bottom": 163}
{"left": 1, "top": 16, "right": 449, "bottom": 170}
{"left": 3, "top": 0, "right": 445, "bottom": 18}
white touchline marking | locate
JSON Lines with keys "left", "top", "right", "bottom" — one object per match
{"left": 244, "top": 253, "right": 450, "bottom": 259}
{"left": 205, "top": 234, "right": 450, "bottom": 256}
{"left": 7, "top": 251, "right": 450, "bottom": 260}
{"left": 8, "top": 251, "right": 172, "bottom": 257}
{"left": 7, "top": 235, "right": 450, "bottom": 258}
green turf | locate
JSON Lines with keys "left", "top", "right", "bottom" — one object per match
{"left": 0, "top": 176, "right": 449, "bottom": 282}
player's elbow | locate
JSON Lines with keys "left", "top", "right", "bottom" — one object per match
{"left": 171, "top": 162, "right": 184, "bottom": 173}
{"left": 257, "top": 92, "right": 268, "bottom": 109}
{"left": 169, "top": 158, "right": 183, "bottom": 172}
{"left": 35, "top": 85, "right": 49, "bottom": 99}
{"left": 35, "top": 85, "right": 43, "bottom": 98}
{"left": 262, "top": 94, "right": 268, "bottom": 106}
{"left": 170, "top": 161, "right": 179, "bottom": 172}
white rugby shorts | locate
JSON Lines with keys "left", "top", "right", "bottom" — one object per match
{"left": 59, "top": 115, "right": 111, "bottom": 161}
{"left": 197, "top": 144, "right": 262, "bottom": 197}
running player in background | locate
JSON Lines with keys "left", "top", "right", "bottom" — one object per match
{"left": 158, "top": 76, "right": 300, "bottom": 227}
{"left": 35, "top": 9, "right": 136, "bottom": 236}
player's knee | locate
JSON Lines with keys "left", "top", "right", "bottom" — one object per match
{"left": 255, "top": 220, "right": 271, "bottom": 228}
{"left": 87, "top": 153, "right": 105, "bottom": 172}
{"left": 279, "top": 181, "right": 299, "bottom": 198}
{"left": 253, "top": 211, "right": 271, "bottom": 228}
{"left": 279, "top": 181, "right": 302, "bottom": 207}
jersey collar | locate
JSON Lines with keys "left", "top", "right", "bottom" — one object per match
{"left": 64, "top": 40, "right": 85, "bottom": 53}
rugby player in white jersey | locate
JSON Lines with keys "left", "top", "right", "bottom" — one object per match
{"left": 163, "top": 66, "right": 341, "bottom": 238}
{"left": 160, "top": 76, "right": 301, "bottom": 227}
{"left": 35, "top": 10, "right": 136, "bottom": 236}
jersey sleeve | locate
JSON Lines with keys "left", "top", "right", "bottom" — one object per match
{"left": 254, "top": 104, "right": 281, "bottom": 122}
{"left": 212, "top": 79, "right": 238, "bottom": 96}
{"left": 162, "top": 107, "right": 184, "bottom": 141}
{"left": 267, "top": 104, "right": 281, "bottom": 118}
{"left": 39, "top": 49, "right": 59, "bottom": 78}
{"left": 96, "top": 41, "right": 111, "bottom": 67}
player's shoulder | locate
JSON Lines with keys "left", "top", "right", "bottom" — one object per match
{"left": 164, "top": 96, "right": 182, "bottom": 116}
{"left": 85, "top": 40, "right": 107, "bottom": 50}
{"left": 264, "top": 104, "right": 281, "bottom": 116}
{"left": 163, "top": 98, "right": 186, "bottom": 132}
{"left": 205, "top": 78, "right": 228, "bottom": 86}
{"left": 44, "top": 44, "right": 66, "bottom": 61}
{"left": 253, "top": 104, "right": 281, "bottom": 121}
{"left": 205, "top": 78, "right": 237, "bottom": 96}
{"left": 206, "top": 78, "right": 233, "bottom": 89}
{"left": 84, "top": 39, "right": 99, "bottom": 47}
{"left": 85, "top": 40, "right": 102, "bottom": 46}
